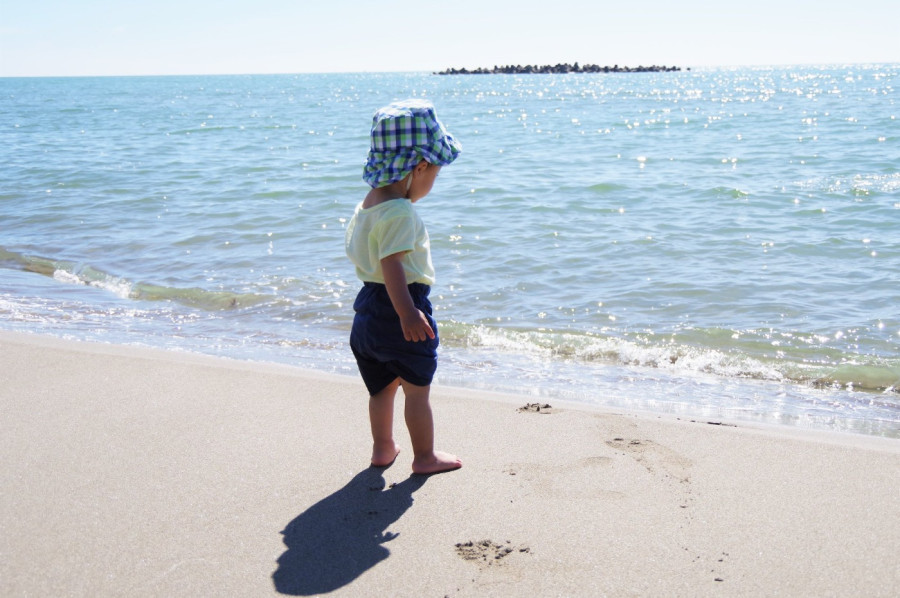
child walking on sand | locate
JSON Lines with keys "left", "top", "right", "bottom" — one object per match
{"left": 345, "top": 100, "right": 462, "bottom": 475}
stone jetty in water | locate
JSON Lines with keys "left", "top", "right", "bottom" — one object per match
{"left": 435, "top": 62, "right": 684, "bottom": 75}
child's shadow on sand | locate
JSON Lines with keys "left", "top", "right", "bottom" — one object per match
{"left": 272, "top": 467, "right": 427, "bottom": 595}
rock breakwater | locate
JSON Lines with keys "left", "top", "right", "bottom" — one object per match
{"left": 436, "top": 62, "right": 684, "bottom": 75}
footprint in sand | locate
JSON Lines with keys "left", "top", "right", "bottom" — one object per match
{"left": 606, "top": 437, "right": 694, "bottom": 510}
{"left": 455, "top": 539, "right": 531, "bottom": 568}
{"left": 516, "top": 402, "right": 557, "bottom": 414}
{"left": 605, "top": 437, "right": 692, "bottom": 483}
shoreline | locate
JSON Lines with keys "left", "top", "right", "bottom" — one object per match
{"left": 3, "top": 324, "right": 896, "bottom": 439}
{"left": 4, "top": 330, "right": 894, "bottom": 446}
{"left": 2, "top": 331, "right": 898, "bottom": 596}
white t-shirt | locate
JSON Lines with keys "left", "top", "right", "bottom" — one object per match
{"left": 345, "top": 199, "right": 435, "bottom": 285}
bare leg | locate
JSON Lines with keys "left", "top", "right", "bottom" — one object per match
{"left": 369, "top": 379, "right": 401, "bottom": 467}
{"left": 400, "top": 379, "right": 462, "bottom": 475}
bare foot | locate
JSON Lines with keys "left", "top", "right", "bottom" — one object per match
{"left": 412, "top": 451, "right": 462, "bottom": 475}
{"left": 371, "top": 442, "right": 401, "bottom": 467}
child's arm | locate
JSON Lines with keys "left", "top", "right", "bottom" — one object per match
{"left": 381, "top": 252, "right": 435, "bottom": 342}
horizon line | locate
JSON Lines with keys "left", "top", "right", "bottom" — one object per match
{"left": 2, "top": 61, "right": 898, "bottom": 79}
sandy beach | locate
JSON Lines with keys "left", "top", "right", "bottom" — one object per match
{"left": 1, "top": 331, "right": 898, "bottom": 597}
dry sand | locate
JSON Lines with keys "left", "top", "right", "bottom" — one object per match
{"left": 1, "top": 331, "right": 898, "bottom": 597}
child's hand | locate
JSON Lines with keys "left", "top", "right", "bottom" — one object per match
{"left": 399, "top": 309, "right": 435, "bottom": 342}
{"left": 381, "top": 252, "right": 436, "bottom": 342}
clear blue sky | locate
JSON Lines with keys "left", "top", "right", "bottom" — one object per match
{"left": 2, "top": 0, "right": 898, "bottom": 76}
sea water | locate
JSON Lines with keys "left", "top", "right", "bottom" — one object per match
{"left": 1, "top": 67, "right": 898, "bottom": 436}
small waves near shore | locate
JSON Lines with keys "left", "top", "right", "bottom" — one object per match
{"left": 1, "top": 66, "right": 898, "bottom": 436}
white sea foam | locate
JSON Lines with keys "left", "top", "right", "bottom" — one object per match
{"left": 52, "top": 270, "right": 82, "bottom": 285}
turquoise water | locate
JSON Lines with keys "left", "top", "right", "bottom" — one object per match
{"left": 2, "top": 67, "right": 898, "bottom": 436}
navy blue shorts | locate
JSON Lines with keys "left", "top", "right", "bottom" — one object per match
{"left": 350, "top": 282, "right": 439, "bottom": 396}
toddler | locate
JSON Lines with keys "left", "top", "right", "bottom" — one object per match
{"left": 345, "top": 100, "right": 462, "bottom": 475}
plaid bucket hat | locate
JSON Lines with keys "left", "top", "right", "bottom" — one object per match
{"left": 363, "top": 99, "right": 461, "bottom": 188}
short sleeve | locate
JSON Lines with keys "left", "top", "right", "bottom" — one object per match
{"left": 373, "top": 204, "right": 416, "bottom": 260}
